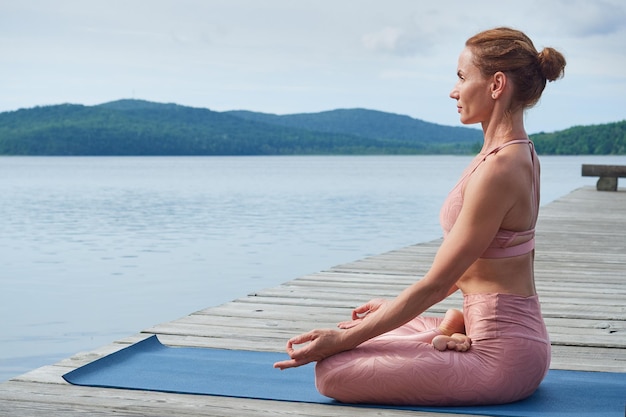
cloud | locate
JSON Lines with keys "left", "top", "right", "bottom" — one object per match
{"left": 535, "top": 0, "right": 626, "bottom": 37}
{"left": 569, "top": 1, "right": 626, "bottom": 36}
{"left": 360, "top": 9, "right": 450, "bottom": 57}
{"left": 362, "top": 27, "right": 428, "bottom": 56}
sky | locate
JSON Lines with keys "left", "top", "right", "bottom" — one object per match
{"left": 2, "top": 0, "right": 625, "bottom": 134}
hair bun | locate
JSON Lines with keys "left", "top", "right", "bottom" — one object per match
{"left": 538, "top": 47, "right": 566, "bottom": 82}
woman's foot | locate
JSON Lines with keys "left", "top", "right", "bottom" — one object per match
{"left": 438, "top": 309, "right": 465, "bottom": 335}
{"left": 433, "top": 309, "right": 471, "bottom": 352}
{"left": 432, "top": 333, "right": 472, "bottom": 352}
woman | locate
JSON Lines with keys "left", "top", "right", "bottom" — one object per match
{"left": 274, "top": 27, "right": 566, "bottom": 406}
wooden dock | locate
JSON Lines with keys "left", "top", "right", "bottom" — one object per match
{"left": 1, "top": 186, "right": 624, "bottom": 416}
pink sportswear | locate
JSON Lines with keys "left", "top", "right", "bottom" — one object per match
{"left": 439, "top": 139, "right": 540, "bottom": 258}
{"left": 314, "top": 140, "right": 550, "bottom": 406}
{"left": 315, "top": 293, "right": 550, "bottom": 406}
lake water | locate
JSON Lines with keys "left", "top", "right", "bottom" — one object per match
{"left": 1, "top": 154, "right": 623, "bottom": 381}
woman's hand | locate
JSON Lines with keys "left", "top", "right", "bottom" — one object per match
{"left": 273, "top": 299, "right": 388, "bottom": 370}
{"left": 273, "top": 328, "right": 349, "bottom": 370}
{"left": 337, "top": 298, "right": 388, "bottom": 329}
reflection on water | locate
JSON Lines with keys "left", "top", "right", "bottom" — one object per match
{"left": 0, "top": 155, "right": 620, "bottom": 381}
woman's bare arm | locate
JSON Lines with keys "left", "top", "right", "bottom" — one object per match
{"left": 274, "top": 154, "right": 522, "bottom": 370}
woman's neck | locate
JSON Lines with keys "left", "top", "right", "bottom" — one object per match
{"left": 480, "top": 109, "right": 527, "bottom": 152}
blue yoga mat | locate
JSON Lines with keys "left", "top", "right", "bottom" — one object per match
{"left": 63, "top": 335, "right": 626, "bottom": 416}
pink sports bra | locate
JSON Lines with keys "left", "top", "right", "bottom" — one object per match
{"left": 439, "top": 139, "right": 539, "bottom": 259}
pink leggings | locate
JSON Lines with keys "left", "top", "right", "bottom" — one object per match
{"left": 315, "top": 293, "right": 551, "bottom": 406}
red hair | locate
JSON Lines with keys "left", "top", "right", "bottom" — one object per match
{"left": 466, "top": 27, "right": 566, "bottom": 110}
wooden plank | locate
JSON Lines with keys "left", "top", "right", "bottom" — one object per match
{"left": 0, "top": 380, "right": 468, "bottom": 417}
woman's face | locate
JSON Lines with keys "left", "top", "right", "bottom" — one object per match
{"left": 449, "top": 47, "right": 493, "bottom": 125}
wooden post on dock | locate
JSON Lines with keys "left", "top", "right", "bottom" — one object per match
{"left": 581, "top": 164, "right": 626, "bottom": 191}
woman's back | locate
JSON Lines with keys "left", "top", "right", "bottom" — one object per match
{"left": 441, "top": 139, "right": 540, "bottom": 296}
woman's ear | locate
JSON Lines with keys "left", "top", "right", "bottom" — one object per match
{"left": 491, "top": 71, "right": 506, "bottom": 99}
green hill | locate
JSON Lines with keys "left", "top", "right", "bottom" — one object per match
{"left": 0, "top": 99, "right": 481, "bottom": 155}
{"left": 0, "top": 99, "right": 623, "bottom": 155}
{"left": 225, "top": 108, "right": 480, "bottom": 145}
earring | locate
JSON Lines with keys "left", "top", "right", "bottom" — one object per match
{"left": 492, "top": 94, "right": 497, "bottom": 99}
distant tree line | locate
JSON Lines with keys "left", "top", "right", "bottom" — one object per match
{"left": 531, "top": 121, "right": 626, "bottom": 155}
